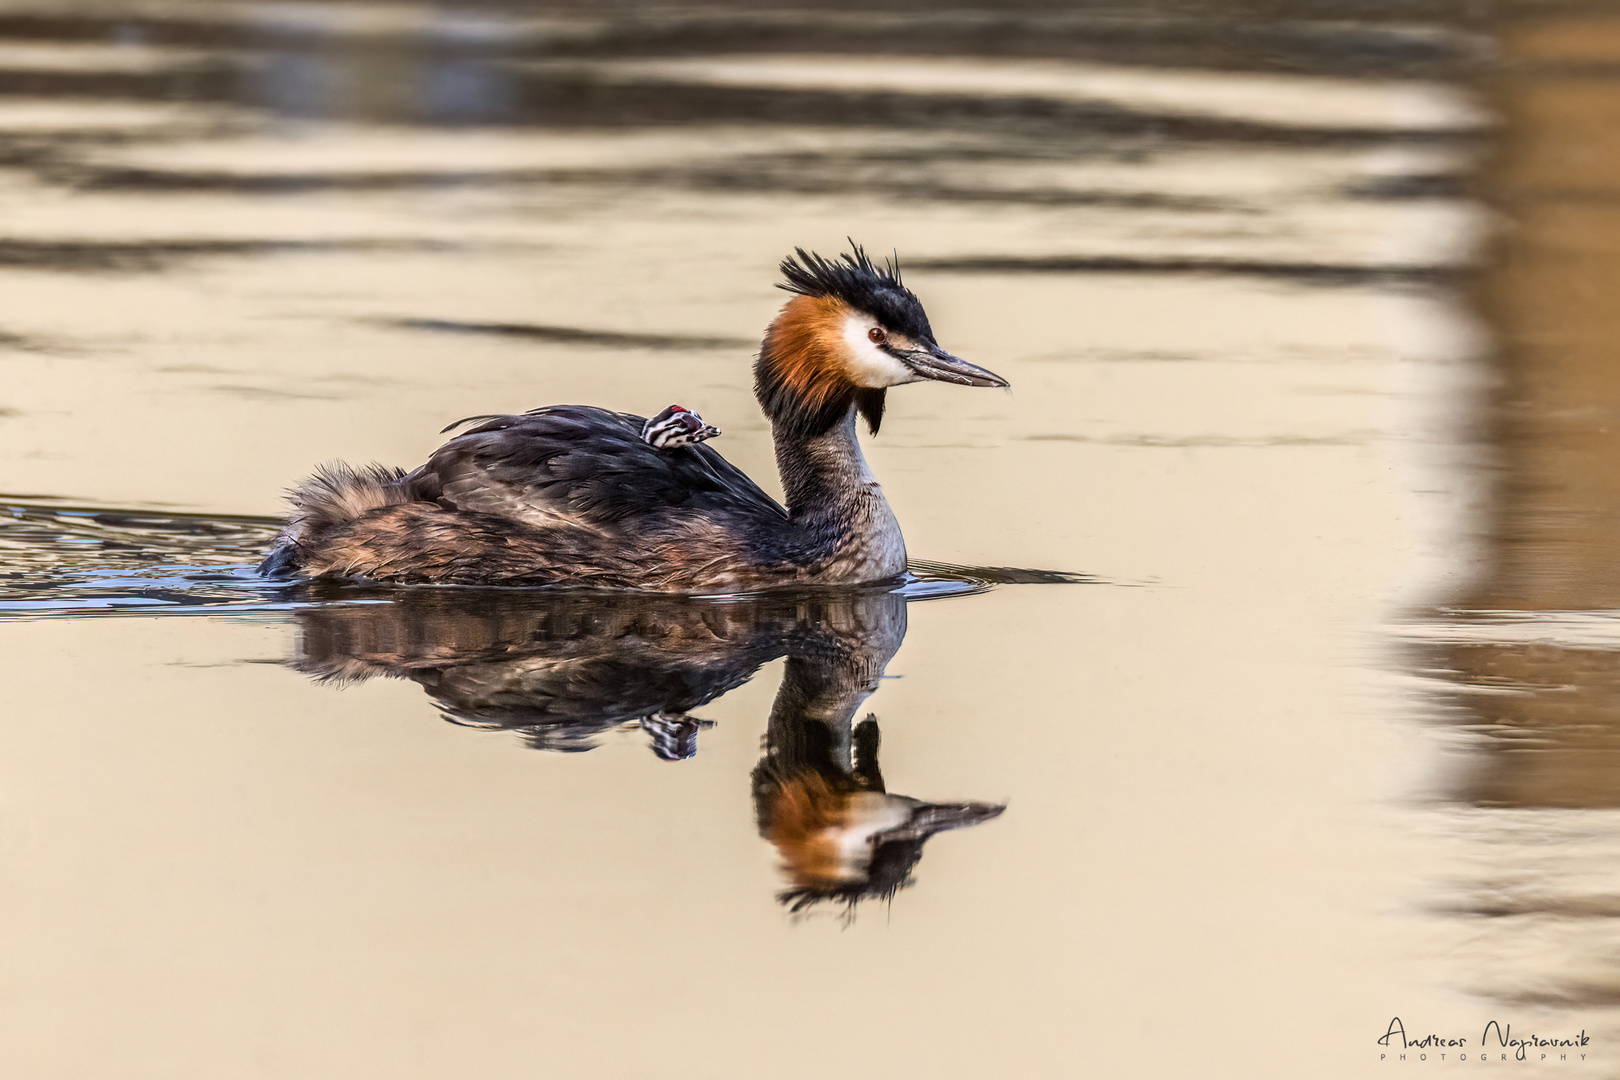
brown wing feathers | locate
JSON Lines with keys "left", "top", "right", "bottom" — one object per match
{"left": 261, "top": 407, "right": 792, "bottom": 588}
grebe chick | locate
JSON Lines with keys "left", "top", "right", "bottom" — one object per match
{"left": 258, "top": 244, "right": 1008, "bottom": 591}
{"left": 641, "top": 404, "right": 720, "bottom": 450}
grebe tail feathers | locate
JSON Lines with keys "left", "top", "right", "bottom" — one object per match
{"left": 260, "top": 462, "right": 407, "bottom": 577}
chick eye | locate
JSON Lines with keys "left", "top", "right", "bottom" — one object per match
{"left": 867, "top": 327, "right": 887, "bottom": 345}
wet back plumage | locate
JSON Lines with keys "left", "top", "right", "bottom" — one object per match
{"left": 405, "top": 406, "right": 780, "bottom": 530}
{"left": 262, "top": 406, "right": 806, "bottom": 589}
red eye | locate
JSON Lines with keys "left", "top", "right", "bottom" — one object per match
{"left": 867, "top": 327, "right": 887, "bottom": 345}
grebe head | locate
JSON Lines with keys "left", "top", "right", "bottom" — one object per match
{"left": 641, "top": 404, "right": 721, "bottom": 450}
{"left": 756, "top": 243, "right": 1008, "bottom": 438}
{"left": 765, "top": 771, "right": 1006, "bottom": 910}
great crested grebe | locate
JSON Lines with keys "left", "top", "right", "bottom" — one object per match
{"left": 258, "top": 245, "right": 1008, "bottom": 590}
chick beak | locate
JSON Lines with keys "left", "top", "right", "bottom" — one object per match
{"left": 902, "top": 344, "right": 1009, "bottom": 388}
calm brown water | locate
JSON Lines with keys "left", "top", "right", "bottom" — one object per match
{"left": 2, "top": 1, "right": 1613, "bottom": 1076}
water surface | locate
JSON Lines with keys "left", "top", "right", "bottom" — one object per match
{"left": 1, "top": 2, "right": 1597, "bottom": 1077}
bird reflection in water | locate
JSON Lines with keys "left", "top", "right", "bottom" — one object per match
{"left": 290, "top": 584, "right": 1003, "bottom": 910}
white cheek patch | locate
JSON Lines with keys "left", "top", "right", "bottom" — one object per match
{"left": 824, "top": 794, "right": 914, "bottom": 877}
{"left": 840, "top": 311, "right": 920, "bottom": 388}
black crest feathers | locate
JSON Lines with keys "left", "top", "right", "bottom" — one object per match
{"left": 778, "top": 243, "right": 902, "bottom": 297}
{"left": 777, "top": 242, "right": 934, "bottom": 343}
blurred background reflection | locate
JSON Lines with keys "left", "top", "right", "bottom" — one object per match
{"left": 1397, "top": 6, "right": 1620, "bottom": 1013}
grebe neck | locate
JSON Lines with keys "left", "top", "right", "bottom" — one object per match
{"left": 772, "top": 407, "right": 906, "bottom": 579}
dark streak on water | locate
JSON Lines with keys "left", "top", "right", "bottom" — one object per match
{"left": 1025, "top": 432, "right": 1378, "bottom": 446}
{"left": 72, "top": 165, "right": 1251, "bottom": 212}
{"left": 0, "top": 237, "right": 468, "bottom": 273}
{"left": 0, "top": 8, "right": 1488, "bottom": 82}
{"left": 389, "top": 318, "right": 755, "bottom": 351}
{"left": 913, "top": 254, "right": 1457, "bottom": 287}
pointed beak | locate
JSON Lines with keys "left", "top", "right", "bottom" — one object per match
{"left": 901, "top": 344, "right": 1009, "bottom": 388}
{"left": 889, "top": 800, "right": 1006, "bottom": 840}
